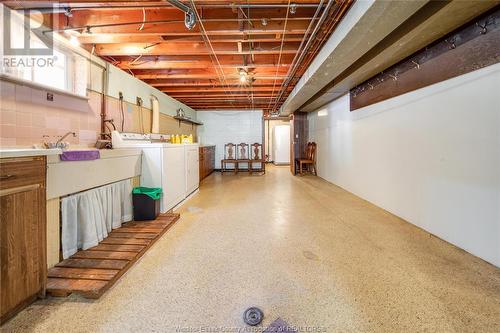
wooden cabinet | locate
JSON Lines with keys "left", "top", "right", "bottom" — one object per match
{"left": 0, "top": 156, "right": 47, "bottom": 324}
{"left": 199, "top": 145, "right": 215, "bottom": 181}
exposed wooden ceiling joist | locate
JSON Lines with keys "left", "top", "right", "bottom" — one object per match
{"left": 6, "top": 0, "right": 323, "bottom": 7}
{"left": 159, "top": 86, "right": 293, "bottom": 93}
{"left": 129, "top": 67, "right": 289, "bottom": 80}
{"left": 78, "top": 34, "right": 305, "bottom": 44}
{"left": 51, "top": 7, "right": 318, "bottom": 25}
{"left": 95, "top": 41, "right": 300, "bottom": 56}
{"left": 55, "top": 20, "right": 311, "bottom": 35}
{"left": 149, "top": 80, "right": 286, "bottom": 86}
{"left": 118, "top": 59, "right": 292, "bottom": 69}
{"left": 171, "top": 93, "right": 276, "bottom": 98}
{"left": 8, "top": 0, "right": 353, "bottom": 111}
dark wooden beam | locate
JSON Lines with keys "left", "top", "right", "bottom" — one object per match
{"left": 350, "top": 8, "right": 500, "bottom": 110}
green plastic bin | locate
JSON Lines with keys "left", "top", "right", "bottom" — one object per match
{"left": 132, "top": 187, "right": 162, "bottom": 220}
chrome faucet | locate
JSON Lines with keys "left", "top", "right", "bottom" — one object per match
{"left": 43, "top": 131, "right": 76, "bottom": 149}
{"left": 56, "top": 131, "right": 77, "bottom": 147}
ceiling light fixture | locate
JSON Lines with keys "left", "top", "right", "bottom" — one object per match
{"left": 290, "top": 3, "right": 297, "bottom": 14}
{"left": 64, "top": 8, "right": 73, "bottom": 17}
{"left": 239, "top": 68, "right": 248, "bottom": 83}
{"left": 124, "top": 45, "right": 142, "bottom": 54}
{"left": 261, "top": 18, "right": 268, "bottom": 26}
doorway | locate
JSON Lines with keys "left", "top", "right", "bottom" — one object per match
{"left": 263, "top": 117, "right": 291, "bottom": 165}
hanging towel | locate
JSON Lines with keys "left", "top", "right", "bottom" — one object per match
{"left": 61, "top": 179, "right": 134, "bottom": 259}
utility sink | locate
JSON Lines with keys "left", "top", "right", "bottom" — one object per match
{"left": 60, "top": 150, "right": 100, "bottom": 161}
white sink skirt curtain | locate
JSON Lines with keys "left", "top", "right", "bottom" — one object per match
{"left": 61, "top": 179, "right": 133, "bottom": 259}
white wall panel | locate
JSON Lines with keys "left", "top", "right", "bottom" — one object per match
{"left": 196, "top": 111, "right": 263, "bottom": 169}
{"left": 107, "top": 65, "right": 196, "bottom": 119}
{"left": 308, "top": 63, "right": 500, "bottom": 267}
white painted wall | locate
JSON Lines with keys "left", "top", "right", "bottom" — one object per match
{"left": 308, "top": 64, "right": 500, "bottom": 267}
{"left": 196, "top": 111, "right": 263, "bottom": 169}
{"left": 106, "top": 64, "right": 196, "bottom": 119}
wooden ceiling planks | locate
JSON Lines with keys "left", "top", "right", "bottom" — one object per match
{"left": 5, "top": 0, "right": 352, "bottom": 112}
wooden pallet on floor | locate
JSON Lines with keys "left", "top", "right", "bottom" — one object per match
{"left": 46, "top": 213, "right": 180, "bottom": 299}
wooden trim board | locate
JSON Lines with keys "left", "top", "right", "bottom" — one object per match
{"left": 46, "top": 213, "right": 180, "bottom": 299}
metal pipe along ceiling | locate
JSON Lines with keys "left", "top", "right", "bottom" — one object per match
{"left": 271, "top": 0, "right": 338, "bottom": 113}
{"left": 188, "top": 0, "right": 238, "bottom": 109}
{"left": 44, "top": 17, "right": 317, "bottom": 34}
{"left": 267, "top": 0, "right": 292, "bottom": 110}
{"left": 166, "top": 0, "right": 196, "bottom": 30}
{"left": 15, "top": 3, "right": 323, "bottom": 13}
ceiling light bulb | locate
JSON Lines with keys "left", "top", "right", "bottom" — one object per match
{"left": 69, "top": 35, "right": 79, "bottom": 46}
{"left": 290, "top": 4, "right": 297, "bottom": 14}
{"left": 261, "top": 18, "right": 268, "bottom": 26}
{"left": 240, "top": 75, "right": 247, "bottom": 83}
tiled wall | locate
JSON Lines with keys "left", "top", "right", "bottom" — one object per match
{"left": 0, "top": 81, "right": 197, "bottom": 148}
{"left": 0, "top": 81, "right": 102, "bottom": 147}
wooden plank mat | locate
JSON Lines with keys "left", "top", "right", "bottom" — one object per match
{"left": 100, "top": 237, "right": 151, "bottom": 246}
{"left": 46, "top": 213, "right": 179, "bottom": 299}
{"left": 107, "top": 232, "right": 157, "bottom": 239}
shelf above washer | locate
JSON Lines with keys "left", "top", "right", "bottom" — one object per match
{"left": 173, "top": 116, "right": 204, "bottom": 128}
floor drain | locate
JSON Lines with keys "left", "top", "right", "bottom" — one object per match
{"left": 243, "top": 307, "right": 263, "bottom": 326}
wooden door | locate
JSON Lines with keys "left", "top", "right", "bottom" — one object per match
{"left": 0, "top": 157, "right": 47, "bottom": 324}
{"left": 290, "top": 112, "right": 308, "bottom": 175}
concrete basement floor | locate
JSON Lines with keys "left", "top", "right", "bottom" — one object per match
{"left": 3, "top": 166, "right": 500, "bottom": 332}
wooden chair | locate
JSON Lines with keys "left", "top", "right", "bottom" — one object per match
{"left": 236, "top": 143, "right": 251, "bottom": 174}
{"left": 295, "top": 142, "right": 317, "bottom": 176}
{"left": 249, "top": 143, "right": 265, "bottom": 174}
{"left": 221, "top": 143, "right": 237, "bottom": 174}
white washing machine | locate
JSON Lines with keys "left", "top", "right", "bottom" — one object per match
{"left": 112, "top": 131, "right": 199, "bottom": 213}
